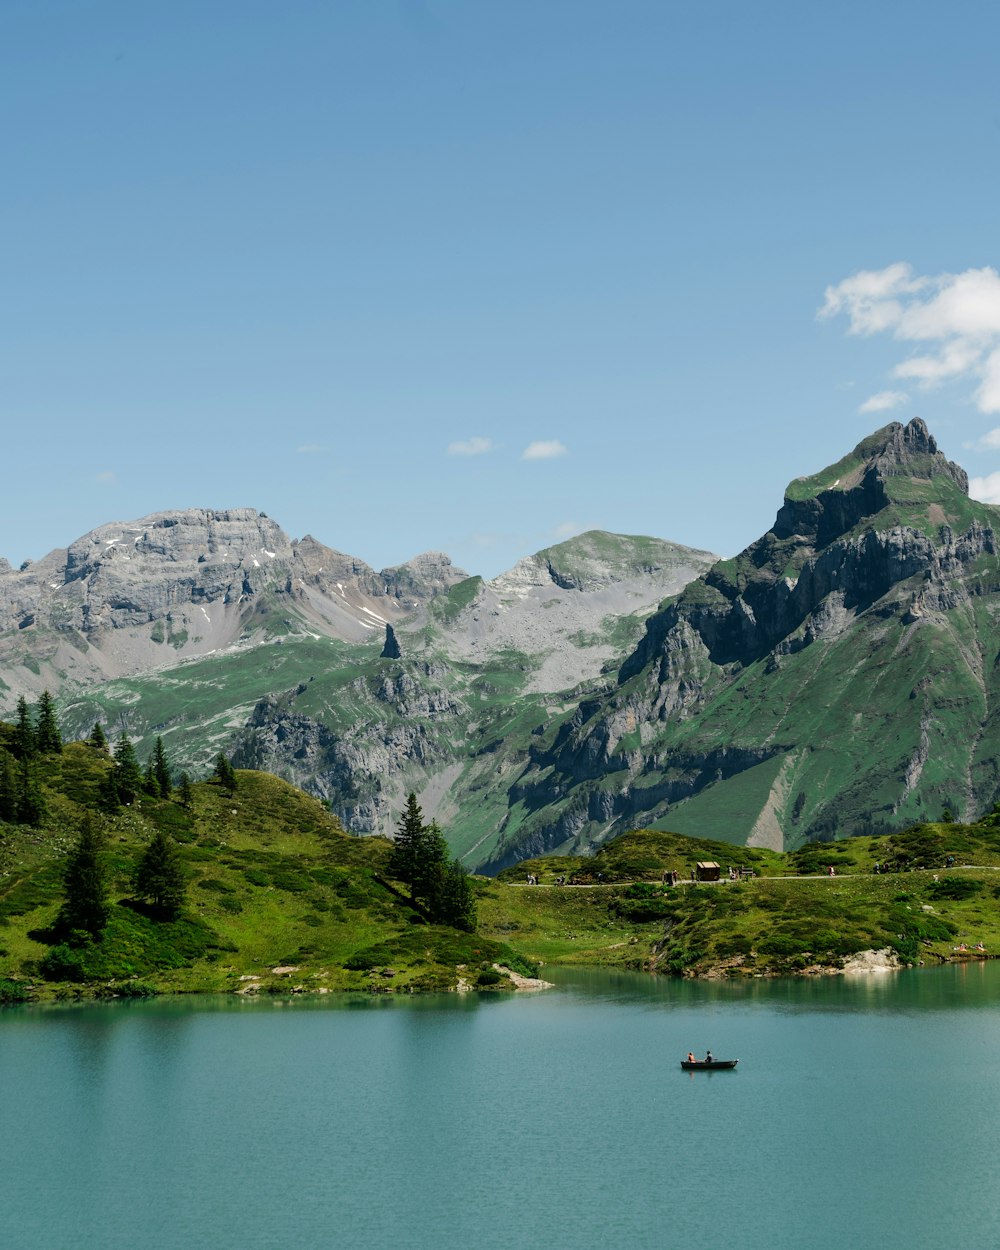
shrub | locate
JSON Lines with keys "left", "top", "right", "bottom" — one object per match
{"left": 476, "top": 967, "right": 503, "bottom": 987}
{"left": 0, "top": 978, "right": 31, "bottom": 1004}
{"left": 928, "top": 877, "right": 984, "bottom": 901}
{"left": 39, "top": 944, "right": 90, "bottom": 982}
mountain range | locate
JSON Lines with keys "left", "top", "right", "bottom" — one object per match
{"left": 5, "top": 417, "right": 998, "bottom": 871}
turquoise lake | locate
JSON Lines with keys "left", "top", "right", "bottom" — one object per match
{"left": 4, "top": 963, "right": 1000, "bottom": 1250}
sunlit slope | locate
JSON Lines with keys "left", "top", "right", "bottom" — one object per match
{"left": 490, "top": 420, "right": 1000, "bottom": 865}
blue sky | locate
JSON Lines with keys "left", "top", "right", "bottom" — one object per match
{"left": 4, "top": 1, "right": 1000, "bottom": 577}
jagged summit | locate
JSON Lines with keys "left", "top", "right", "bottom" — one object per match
{"left": 494, "top": 419, "right": 1000, "bottom": 868}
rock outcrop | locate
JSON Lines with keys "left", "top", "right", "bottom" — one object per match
{"left": 488, "top": 420, "right": 1000, "bottom": 867}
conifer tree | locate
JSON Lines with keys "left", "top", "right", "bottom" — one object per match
{"left": 15, "top": 757, "right": 45, "bottom": 825}
{"left": 34, "top": 690, "right": 62, "bottom": 754}
{"left": 113, "top": 734, "right": 144, "bottom": 804}
{"left": 143, "top": 757, "right": 159, "bottom": 797}
{"left": 213, "top": 752, "right": 237, "bottom": 794}
{"left": 178, "top": 772, "right": 193, "bottom": 808}
{"left": 133, "top": 829, "right": 185, "bottom": 918}
{"left": 0, "top": 751, "right": 17, "bottom": 822}
{"left": 58, "top": 817, "right": 109, "bottom": 939}
{"left": 438, "top": 859, "right": 477, "bottom": 932}
{"left": 151, "top": 737, "right": 172, "bottom": 798}
{"left": 414, "top": 819, "right": 449, "bottom": 912}
{"left": 388, "top": 792, "right": 425, "bottom": 893}
{"left": 89, "top": 722, "right": 108, "bottom": 752}
{"left": 98, "top": 768, "right": 121, "bottom": 811}
{"left": 13, "top": 696, "right": 36, "bottom": 760}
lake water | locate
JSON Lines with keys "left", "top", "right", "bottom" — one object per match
{"left": 4, "top": 964, "right": 1000, "bottom": 1250}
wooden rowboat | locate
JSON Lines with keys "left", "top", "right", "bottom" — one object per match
{"left": 681, "top": 1059, "right": 738, "bottom": 1070}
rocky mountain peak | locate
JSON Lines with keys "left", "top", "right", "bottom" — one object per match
{"left": 774, "top": 418, "right": 969, "bottom": 547}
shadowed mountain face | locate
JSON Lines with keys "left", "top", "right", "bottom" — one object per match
{"left": 486, "top": 419, "right": 1000, "bottom": 868}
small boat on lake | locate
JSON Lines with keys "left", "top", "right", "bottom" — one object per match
{"left": 681, "top": 1059, "right": 738, "bottom": 1070}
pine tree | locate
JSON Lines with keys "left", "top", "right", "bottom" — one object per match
{"left": 437, "top": 859, "right": 477, "bottom": 932}
{"left": 13, "top": 697, "right": 36, "bottom": 760}
{"left": 414, "top": 819, "right": 449, "bottom": 912}
{"left": 89, "top": 722, "right": 108, "bottom": 751}
{"left": 178, "top": 772, "right": 193, "bottom": 808}
{"left": 151, "top": 737, "right": 172, "bottom": 798}
{"left": 98, "top": 768, "right": 121, "bottom": 811}
{"left": 0, "top": 751, "right": 17, "bottom": 822}
{"left": 34, "top": 690, "right": 62, "bottom": 754}
{"left": 15, "top": 757, "right": 45, "bottom": 825}
{"left": 58, "top": 817, "right": 109, "bottom": 939}
{"left": 388, "top": 792, "right": 425, "bottom": 893}
{"left": 143, "top": 757, "right": 159, "bottom": 797}
{"left": 113, "top": 734, "right": 144, "bottom": 804}
{"left": 133, "top": 829, "right": 185, "bottom": 919}
{"left": 213, "top": 753, "right": 237, "bottom": 794}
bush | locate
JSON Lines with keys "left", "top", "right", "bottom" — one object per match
{"left": 928, "top": 877, "right": 984, "bottom": 901}
{"left": 0, "top": 978, "right": 31, "bottom": 1004}
{"left": 476, "top": 967, "right": 503, "bottom": 987}
{"left": 39, "top": 944, "right": 90, "bottom": 982}
{"left": 197, "top": 878, "right": 235, "bottom": 893}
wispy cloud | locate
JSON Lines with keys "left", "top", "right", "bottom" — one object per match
{"left": 447, "top": 437, "right": 496, "bottom": 456}
{"left": 553, "top": 521, "right": 583, "bottom": 539}
{"left": 296, "top": 443, "right": 327, "bottom": 454}
{"left": 95, "top": 470, "right": 116, "bottom": 483}
{"left": 522, "top": 439, "right": 568, "bottom": 461}
{"left": 820, "top": 263, "right": 1000, "bottom": 413}
{"left": 970, "top": 472, "right": 1000, "bottom": 505}
{"left": 968, "top": 428, "right": 1000, "bottom": 451}
{"left": 858, "top": 390, "right": 908, "bottom": 414}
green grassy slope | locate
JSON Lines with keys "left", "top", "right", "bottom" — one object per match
{"left": 0, "top": 738, "right": 536, "bottom": 1002}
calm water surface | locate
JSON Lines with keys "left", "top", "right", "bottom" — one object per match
{"left": 4, "top": 963, "right": 1000, "bottom": 1250}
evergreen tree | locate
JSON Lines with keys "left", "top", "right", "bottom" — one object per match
{"left": 89, "top": 722, "right": 108, "bottom": 751}
{"left": 113, "top": 734, "right": 145, "bottom": 804}
{"left": 13, "top": 696, "right": 36, "bottom": 760}
{"left": 414, "top": 819, "right": 449, "bottom": 912}
{"left": 133, "top": 829, "right": 185, "bottom": 918}
{"left": 438, "top": 859, "right": 477, "bottom": 932}
{"left": 151, "top": 737, "right": 172, "bottom": 798}
{"left": 213, "top": 753, "right": 237, "bottom": 794}
{"left": 0, "top": 751, "right": 17, "bottom": 822}
{"left": 15, "top": 757, "right": 45, "bottom": 826}
{"left": 58, "top": 817, "right": 109, "bottom": 939}
{"left": 98, "top": 768, "right": 121, "bottom": 811}
{"left": 34, "top": 690, "right": 62, "bottom": 754}
{"left": 143, "top": 757, "right": 159, "bottom": 797}
{"left": 178, "top": 772, "right": 193, "bottom": 808}
{"left": 388, "top": 792, "right": 425, "bottom": 893}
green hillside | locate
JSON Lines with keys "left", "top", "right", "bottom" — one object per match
{"left": 0, "top": 734, "right": 542, "bottom": 1002}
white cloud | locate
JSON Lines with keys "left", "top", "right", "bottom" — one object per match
{"left": 858, "top": 390, "right": 908, "bottom": 414}
{"left": 969, "top": 472, "right": 1000, "bottom": 505}
{"left": 95, "top": 470, "right": 116, "bottom": 483}
{"left": 521, "top": 440, "right": 568, "bottom": 461}
{"left": 447, "top": 437, "right": 496, "bottom": 456}
{"left": 296, "top": 443, "right": 327, "bottom": 454}
{"left": 965, "top": 427, "right": 1000, "bottom": 451}
{"left": 821, "top": 263, "right": 1000, "bottom": 413}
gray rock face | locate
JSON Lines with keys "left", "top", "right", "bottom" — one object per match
{"left": 0, "top": 508, "right": 467, "bottom": 709}
{"left": 491, "top": 419, "right": 1000, "bottom": 867}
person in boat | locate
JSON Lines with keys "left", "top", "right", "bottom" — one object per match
{"left": 687, "top": 1052, "right": 695, "bottom": 1064}
{"left": 705, "top": 1050, "right": 713, "bottom": 1064}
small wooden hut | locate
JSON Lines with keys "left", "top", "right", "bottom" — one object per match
{"left": 695, "top": 861, "right": 721, "bottom": 882}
